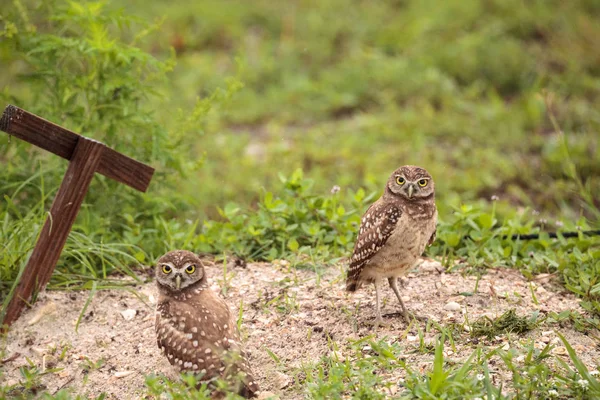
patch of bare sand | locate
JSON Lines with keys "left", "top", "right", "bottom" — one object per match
{"left": 2, "top": 258, "right": 599, "bottom": 399}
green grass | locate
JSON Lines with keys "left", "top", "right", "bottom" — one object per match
{"left": 297, "top": 330, "right": 600, "bottom": 399}
{"left": 0, "top": 0, "right": 599, "bottom": 398}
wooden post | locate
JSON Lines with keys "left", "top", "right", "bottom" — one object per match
{"left": 0, "top": 105, "right": 155, "bottom": 330}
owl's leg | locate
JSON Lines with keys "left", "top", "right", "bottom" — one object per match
{"left": 372, "top": 279, "right": 385, "bottom": 327}
{"left": 388, "top": 277, "right": 410, "bottom": 323}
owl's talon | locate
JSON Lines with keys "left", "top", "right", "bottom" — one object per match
{"left": 401, "top": 312, "right": 411, "bottom": 323}
{"left": 370, "top": 317, "right": 389, "bottom": 329}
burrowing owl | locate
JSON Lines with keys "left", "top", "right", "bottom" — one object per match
{"left": 155, "top": 250, "right": 259, "bottom": 397}
{"left": 346, "top": 165, "right": 437, "bottom": 326}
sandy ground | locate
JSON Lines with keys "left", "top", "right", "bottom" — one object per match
{"left": 2, "top": 257, "right": 599, "bottom": 399}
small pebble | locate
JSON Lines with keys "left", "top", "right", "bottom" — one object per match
{"left": 536, "top": 286, "right": 547, "bottom": 294}
{"left": 274, "top": 371, "right": 290, "bottom": 389}
{"left": 27, "top": 302, "right": 58, "bottom": 325}
{"left": 31, "top": 347, "right": 46, "bottom": 356}
{"left": 444, "top": 301, "right": 461, "bottom": 311}
{"left": 120, "top": 309, "right": 137, "bottom": 321}
{"left": 553, "top": 346, "right": 567, "bottom": 356}
{"left": 114, "top": 371, "right": 135, "bottom": 378}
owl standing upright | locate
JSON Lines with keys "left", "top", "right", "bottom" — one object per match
{"left": 154, "top": 250, "right": 259, "bottom": 398}
{"left": 346, "top": 165, "right": 437, "bottom": 326}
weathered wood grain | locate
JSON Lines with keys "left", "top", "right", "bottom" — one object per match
{"left": 0, "top": 105, "right": 154, "bottom": 191}
{"left": 0, "top": 104, "right": 78, "bottom": 160}
{"left": 0, "top": 104, "right": 156, "bottom": 330}
{"left": 1, "top": 138, "right": 105, "bottom": 328}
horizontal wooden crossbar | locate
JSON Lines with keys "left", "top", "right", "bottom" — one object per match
{"left": 0, "top": 105, "right": 154, "bottom": 192}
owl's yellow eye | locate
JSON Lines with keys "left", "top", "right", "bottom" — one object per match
{"left": 396, "top": 177, "right": 405, "bottom": 185}
{"left": 418, "top": 179, "right": 428, "bottom": 187}
{"left": 162, "top": 265, "right": 172, "bottom": 274}
{"left": 185, "top": 265, "right": 196, "bottom": 274}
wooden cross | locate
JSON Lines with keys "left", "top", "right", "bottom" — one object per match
{"left": 0, "top": 105, "right": 154, "bottom": 330}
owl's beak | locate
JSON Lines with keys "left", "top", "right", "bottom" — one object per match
{"left": 407, "top": 184, "right": 415, "bottom": 199}
{"left": 175, "top": 275, "right": 182, "bottom": 290}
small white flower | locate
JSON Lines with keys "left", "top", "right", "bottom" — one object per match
{"left": 577, "top": 379, "right": 589, "bottom": 390}
{"left": 473, "top": 397, "right": 483, "bottom": 400}
{"left": 476, "top": 373, "right": 485, "bottom": 381}
{"left": 491, "top": 195, "right": 499, "bottom": 201}
{"left": 548, "top": 389, "right": 558, "bottom": 397}
{"left": 590, "top": 370, "right": 599, "bottom": 376}
{"left": 330, "top": 185, "right": 341, "bottom": 194}
{"left": 555, "top": 220, "right": 563, "bottom": 228}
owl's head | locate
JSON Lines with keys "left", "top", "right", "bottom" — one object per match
{"left": 386, "top": 165, "right": 435, "bottom": 201}
{"left": 155, "top": 250, "right": 205, "bottom": 292}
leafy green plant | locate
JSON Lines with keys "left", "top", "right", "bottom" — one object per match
{"left": 197, "top": 169, "right": 375, "bottom": 262}
{"left": 470, "top": 309, "right": 540, "bottom": 339}
{"left": 402, "top": 336, "right": 487, "bottom": 399}
{"left": 0, "top": 0, "right": 242, "bottom": 295}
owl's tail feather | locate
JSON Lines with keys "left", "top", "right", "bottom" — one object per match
{"left": 239, "top": 383, "right": 258, "bottom": 399}
{"left": 346, "top": 279, "right": 362, "bottom": 292}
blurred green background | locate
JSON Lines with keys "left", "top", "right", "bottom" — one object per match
{"left": 0, "top": 0, "right": 599, "bottom": 293}
{"left": 127, "top": 0, "right": 600, "bottom": 219}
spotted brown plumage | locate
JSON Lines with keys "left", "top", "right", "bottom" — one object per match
{"left": 345, "top": 165, "right": 437, "bottom": 326}
{"left": 346, "top": 201, "right": 401, "bottom": 291}
{"left": 155, "top": 250, "right": 258, "bottom": 398}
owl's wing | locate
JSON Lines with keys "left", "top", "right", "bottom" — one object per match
{"left": 428, "top": 228, "right": 436, "bottom": 246}
{"left": 346, "top": 201, "right": 401, "bottom": 291}
{"left": 219, "top": 340, "right": 259, "bottom": 397}
{"left": 156, "top": 293, "right": 259, "bottom": 397}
